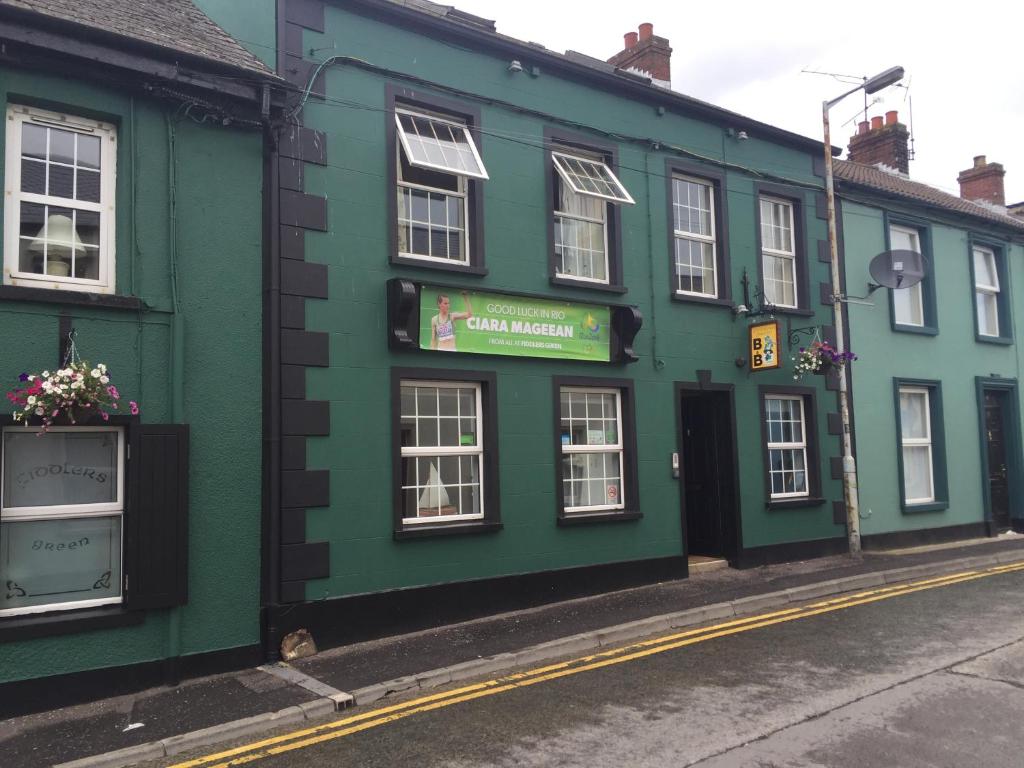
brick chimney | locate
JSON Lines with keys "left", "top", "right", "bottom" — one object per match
{"left": 958, "top": 156, "right": 1006, "bottom": 206}
{"left": 607, "top": 23, "right": 672, "bottom": 88}
{"left": 847, "top": 110, "right": 910, "bottom": 174}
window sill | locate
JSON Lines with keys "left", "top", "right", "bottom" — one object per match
{"left": 768, "top": 306, "right": 815, "bottom": 318}
{"left": 670, "top": 293, "right": 734, "bottom": 308}
{"left": 557, "top": 510, "right": 642, "bottom": 526}
{"left": 394, "top": 520, "right": 503, "bottom": 540}
{"left": 549, "top": 276, "right": 628, "bottom": 295}
{"left": 766, "top": 496, "right": 826, "bottom": 510}
{"left": 390, "top": 255, "right": 487, "bottom": 276}
{"left": 891, "top": 323, "right": 939, "bottom": 336}
{"left": 0, "top": 605, "right": 143, "bottom": 643}
{"left": 976, "top": 334, "right": 1013, "bottom": 346}
{"left": 901, "top": 501, "right": 949, "bottom": 514}
{"left": 0, "top": 285, "right": 144, "bottom": 311}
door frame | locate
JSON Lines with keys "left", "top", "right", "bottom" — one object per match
{"left": 675, "top": 381, "right": 743, "bottom": 562}
{"left": 975, "top": 377, "right": 1024, "bottom": 534}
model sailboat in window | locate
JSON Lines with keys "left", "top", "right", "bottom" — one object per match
{"left": 418, "top": 462, "right": 456, "bottom": 516}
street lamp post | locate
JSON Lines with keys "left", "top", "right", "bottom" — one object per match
{"left": 822, "top": 66, "right": 904, "bottom": 555}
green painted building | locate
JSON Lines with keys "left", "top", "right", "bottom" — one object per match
{"left": 0, "top": 0, "right": 278, "bottom": 713}
{"left": 836, "top": 121, "right": 1024, "bottom": 547}
{"left": 236, "top": 0, "right": 853, "bottom": 652}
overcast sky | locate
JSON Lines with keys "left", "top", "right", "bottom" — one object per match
{"left": 450, "top": 0, "right": 1023, "bottom": 204}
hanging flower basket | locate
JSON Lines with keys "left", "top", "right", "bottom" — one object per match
{"left": 792, "top": 341, "right": 856, "bottom": 381}
{"left": 7, "top": 347, "right": 139, "bottom": 436}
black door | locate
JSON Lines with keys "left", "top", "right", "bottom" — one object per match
{"left": 984, "top": 390, "right": 1011, "bottom": 531}
{"left": 680, "top": 391, "right": 737, "bottom": 559}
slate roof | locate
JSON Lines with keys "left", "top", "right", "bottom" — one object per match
{"left": 835, "top": 159, "right": 1024, "bottom": 232}
{"left": 0, "top": 0, "right": 275, "bottom": 77}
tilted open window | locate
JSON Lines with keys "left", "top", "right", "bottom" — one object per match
{"left": 395, "top": 110, "right": 489, "bottom": 180}
{"left": 551, "top": 152, "right": 634, "bottom": 205}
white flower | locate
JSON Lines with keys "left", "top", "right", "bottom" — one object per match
{"left": 35, "top": 407, "right": 44, "bottom": 416}
{"left": 98, "top": 363, "right": 107, "bottom": 373}
{"left": 100, "top": 375, "right": 109, "bottom": 384}
{"left": 26, "top": 395, "right": 36, "bottom": 405}
{"left": 91, "top": 369, "right": 101, "bottom": 378}
{"left": 42, "top": 370, "right": 49, "bottom": 377}
{"left": 71, "top": 381, "right": 82, "bottom": 389}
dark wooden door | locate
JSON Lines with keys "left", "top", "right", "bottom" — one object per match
{"left": 680, "top": 392, "right": 736, "bottom": 558}
{"left": 984, "top": 390, "right": 1011, "bottom": 530}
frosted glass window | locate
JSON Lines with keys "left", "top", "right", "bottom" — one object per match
{"left": 890, "top": 226, "right": 924, "bottom": 327}
{"left": 899, "top": 387, "right": 935, "bottom": 504}
{"left": 974, "top": 246, "right": 1000, "bottom": 337}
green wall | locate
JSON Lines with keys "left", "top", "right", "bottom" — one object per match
{"left": 843, "top": 199, "right": 1024, "bottom": 536}
{"left": 0, "top": 68, "right": 264, "bottom": 683}
{"left": 290, "top": 5, "right": 845, "bottom": 601}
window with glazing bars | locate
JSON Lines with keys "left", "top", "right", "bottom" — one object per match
{"left": 398, "top": 381, "right": 484, "bottom": 522}
{"left": 672, "top": 176, "right": 717, "bottom": 297}
{"left": 395, "top": 109, "right": 488, "bottom": 265}
{"left": 559, "top": 388, "right": 625, "bottom": 513}
{"left": 765, "top": 395, "right": 808, "bottom": 498}
{"left": 760, "top": 196, "right": 797, "bottom": 308}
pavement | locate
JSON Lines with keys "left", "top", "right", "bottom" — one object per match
{"left": 2, "top": 532, "right": 1023, "bottom": 768}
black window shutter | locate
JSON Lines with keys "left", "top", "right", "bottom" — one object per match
{"left": 125, "top": 424, "right": 189, "bottom": 610}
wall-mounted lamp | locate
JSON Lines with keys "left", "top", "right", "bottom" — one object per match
{"left": 508, "top": 60, "right": 523, "bottom": 73}
{"left": 736, "top": 130, "right": 749, "bottom": 141}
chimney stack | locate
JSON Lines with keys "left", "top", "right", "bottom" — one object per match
{"left": 958, "top": 155, "right": 1006, "bottom": 206}
{"left": 607, "top": 23, "right": 672, "bottom": 89}
{"left": 847, "top": 111, "right": 910, "bottom": 174}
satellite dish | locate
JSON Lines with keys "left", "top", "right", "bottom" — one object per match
{"left": 869, "top": 249, "right": 926, "bottom": 289}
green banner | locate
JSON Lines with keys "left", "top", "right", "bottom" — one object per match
{"left": 419, "top": 286, "right": 612, "bottom": 362}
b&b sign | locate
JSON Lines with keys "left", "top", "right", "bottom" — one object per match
{"left": 749, "top": 321, "right": 780, "bottom": 372}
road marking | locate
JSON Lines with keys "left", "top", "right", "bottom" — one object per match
{"left": 170, "top": 561, "right": 1024, "bottom": 768}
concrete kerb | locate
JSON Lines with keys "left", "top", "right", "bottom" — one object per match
{"left": 54, "top": 549, "right": 1024, "bottom": 768}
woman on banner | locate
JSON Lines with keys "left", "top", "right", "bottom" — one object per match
{"left": 431, "top": 291, "right": 473, "bottom": 351}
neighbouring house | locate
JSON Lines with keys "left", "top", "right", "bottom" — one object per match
{"left": 0, "top": 0, "right": 282, "bottom": 714}
{"left": 200, "top": 0, "right": 853, "bottom": 658}
{"left": 836, "top": 112, "right": 1024, "bottom": 548}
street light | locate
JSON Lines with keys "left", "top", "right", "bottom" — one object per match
{"left": 822, "top": 66, "right": 904, "bottom": 555}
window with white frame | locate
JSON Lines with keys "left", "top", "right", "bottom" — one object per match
{"left": 3, "top": 105, "right": 116, "bottom": 294}
{"left": 759, "top": 196, "right": 797, "bottom": 308}
{"left": 395, "top": 108, "right": 488, "bottom": 266}
{"left": 765, "top": 396, "right": 808, "bottom": 498}
{"left": 672, "top": 176, "right": 717, "bottom": 297}
{"left": 890, "top": 225, "right": 924, "bottom": 327}
{"left": 973, "top": 245, "right": 1001, "bottom": 337}
{"left": 398, "top": 381, "right": 484, "bottom": 522}
{"left": 0, "top": 427, "right": 124, "bottom": 616}
{"left": 899, "top": 386, "right": 934, "bottom": 504}
{"left": 552, "top": 150, "right": 633, "bottom": 284}
{"left": 559, "top": 387, "right": 625, "bottom": 513}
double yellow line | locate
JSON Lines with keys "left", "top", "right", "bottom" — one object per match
{"left": 171, "top": 561, "right": 1024, "bottom": 768}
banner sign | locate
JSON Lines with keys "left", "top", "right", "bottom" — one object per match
{"left": 749, "top": 321, "right": 780, "bottom": 371}
{"left": 418, "top": 285, "right": 612, "bottom": 362}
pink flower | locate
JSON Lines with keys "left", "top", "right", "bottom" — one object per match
{"left": 107, "top": 385, "right": 120, "bottom": 399}
{"left": 129, "top": 401, "right": 140, "bottom": 416}
{"left": 101, "top": 412, "right": 109, "bottom": 421}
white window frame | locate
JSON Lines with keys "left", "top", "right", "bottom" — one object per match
{"left": 765, "top": 395, "right": 809, "bottom": 499}
{"left": 394, "top": 108, "right": 488, "bottom": 179}
{"left": 399, "top": 380, "right": 485, "bottom": 525}
{"left": 552, "top": 150, "right": 613, "bottom": 285}
{"left": 3, "top": 105, "right": 117, "bottom": 294}
{"left": 395, "top": 108, "right": 477, "bottom": 267}
{"left": 672, "top": 175, "right": 718, "bottom": 298}
{"left": 551, "top": 151, "right": 635, "bottom": 205}
{"left": 899, "top": 386, "right": 935, "bottom": 505}
{"left": 560, "top": 387, "right": 626, "bottom": 514}
{"left": 973, "top": 245, "right": 1000, "bottom": 337}
{"left": 890, "top": 225, "right": 924, "bottom": 327}
{"left": 0, "top": 425, "right": 125, "bottom": 617}
{"left": 759, "top": 196, "right": 797, "bottom": 309}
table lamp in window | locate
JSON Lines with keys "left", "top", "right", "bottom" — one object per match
{"left": 28, "top": 214, "right": 86, "bottom": 277}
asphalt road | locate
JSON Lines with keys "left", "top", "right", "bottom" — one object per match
{"left": 158, "top": 567, "right": 1024, "bottom": 768}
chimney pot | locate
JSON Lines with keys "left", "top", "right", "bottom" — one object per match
{"left": 624, "top": 31, "right": 638, "bottom": 49}
{"left": 848, "top": 114, "right": 910, "bottom": 173}
{"left": 885, "top": 110, "right": 898, "bottom": 126}
{"left": 974, "top": 155, "right": 986, "bottom": 168}
{"left": 607, "top": 21, "right": 672, "bottom": 87}
{"left": 870, "top": 116, "right": 883, "bottom": 130}
{"left": 858, "top": 120, "right": 870, "bottom": 135}
{"left": 638, "top": 22, "right": 654, "bottom": 41}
